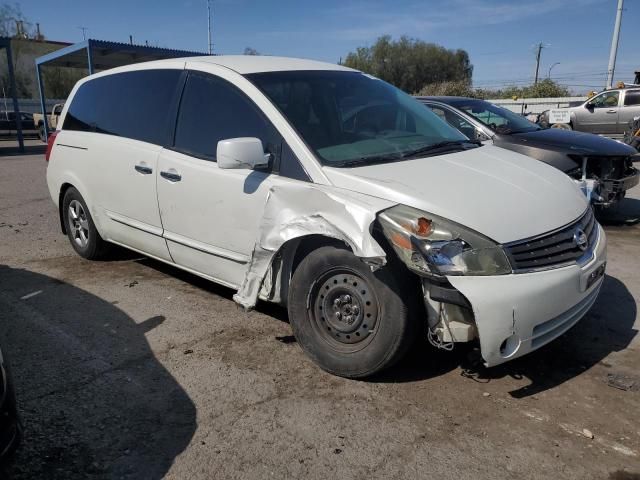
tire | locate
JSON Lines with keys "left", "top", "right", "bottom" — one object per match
{"left": 551, "top": 122, "right": 572, "bottom": 130}
{"left": 288, "top": 245, "right": 416, "bottom": 378}
{"left": 38, "top": 125, "right": 46, "bottom": 142}
{"left": 62, "top": 187, "right": 109, "bottom": 259}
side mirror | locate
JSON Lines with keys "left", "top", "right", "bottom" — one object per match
{"left": 217, "top": 137, "right": 270, "bottom": 170}
{"left": 585, "top": 102, "right": 594, "bottom": 110}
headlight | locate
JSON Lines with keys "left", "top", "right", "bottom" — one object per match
{"left": 378, "top": 205, "right": 512, "bottom": 276}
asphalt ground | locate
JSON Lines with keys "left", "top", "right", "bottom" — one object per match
{"left": 1, "top": 139, "right": 639, "bottom": 479}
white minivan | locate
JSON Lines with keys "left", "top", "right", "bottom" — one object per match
{"left": 46, "top": 56, "right": 607, "bottom": 378}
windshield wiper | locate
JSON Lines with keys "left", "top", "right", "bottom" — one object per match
{"left": 507, "top": 127, "right": 541, "bottom": 134}
{"left": 334, "top": 153, "right": 404, "bottom": 168}
{"left": 401, "top": 139, "right": 481, "bottom": 159}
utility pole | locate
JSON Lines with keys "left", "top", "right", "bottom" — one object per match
{"left": 533, "top": 42, "right": 545, "bottom": 85}
{"left": 207, "top": 0, "right": 213, "bottom": 54}
{"left": 78, "top": 26, "right": 87, "bottom": 40}
{"left": 606, "top": 0, "right": 624, "bottom": 89}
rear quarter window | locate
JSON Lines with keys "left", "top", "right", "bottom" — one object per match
{"left": 624, "top": 90, "right": 640, "bottom": 106}
{"left": 63, "top": 69, "right": 182, "bottom": 145}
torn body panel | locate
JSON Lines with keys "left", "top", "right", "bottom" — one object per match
{"left": 233, "top": 183, "right": 395, "bottom": 310}
{"left": 447, "top": 225, "right": 607, "bottom": 366}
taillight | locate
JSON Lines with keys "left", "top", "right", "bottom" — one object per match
{"left": 45, "top": 130, "right": 59, "bottom": 162}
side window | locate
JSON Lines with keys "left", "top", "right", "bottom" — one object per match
{"left": 63, "top": 69, "right": 182, "bottom": 145}
{"left": 428, "top": 105, "right": 489, "bottom": 141}
{"left": 174, "top": 72, "right": 279, "bottom": 162}
{"left": 623, "top": 90, "right": 640, "bottom": 106}
{"left": 591, "top": 91, "right": 619, "bottom": 108}
{"left": 278, "top": 142, "right": 310, "bottom": 182}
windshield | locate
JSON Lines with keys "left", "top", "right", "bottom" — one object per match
{"left": 448, "top": 99, "right": 541, "bottom": 134}
{"left": 247, "top": 71, "right": 476, "bottom": 167}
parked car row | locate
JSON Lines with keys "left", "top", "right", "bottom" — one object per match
{"left": 45, "top": 56, "right": 608, "bottom": 380}
{"left": 417, "top": 96, "right": 639, "bottom": 207}
{"left": 537, "top": 86, "right": 640, "bottom": 138}
{"left": 33, "top": 103, "right": 64, "bottom": 141}
{"left": 0, "top": 111, "right": 38, "bottom": 138}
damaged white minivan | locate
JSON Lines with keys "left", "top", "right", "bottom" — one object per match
{"left": 46, "top": 56, "right": 607, "bottom": 378}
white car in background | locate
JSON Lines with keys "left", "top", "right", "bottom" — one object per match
{"left": 45, "top": 56, "right": 606, "bottom": 378}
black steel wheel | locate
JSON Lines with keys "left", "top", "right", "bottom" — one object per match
{"left": 288, "top": 245, "right": 416, "bottom": 378}
{"left": 311, "top": 268, "right": 379, "bottom": 351}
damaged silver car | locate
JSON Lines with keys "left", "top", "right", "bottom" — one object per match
{"left": 46, "top": 56, "right": 607, "bottom": 378}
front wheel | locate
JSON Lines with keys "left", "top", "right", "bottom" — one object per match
{"left": 288, "top": 246, "right": 415, "bottom": 378}
{"left": 551, "top": 122, "right": 572, "bottom": 130}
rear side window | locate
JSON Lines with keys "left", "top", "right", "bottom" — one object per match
{"left": 63, "top": 69, "right": 182, "bottom": 145}
{"left": 173, "top": 71, "right": 279, "bottom": 161}
{"left": 624, "top": 90, "right": 640, "bottom": 106}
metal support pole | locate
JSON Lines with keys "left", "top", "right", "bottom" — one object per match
{"left": 36, "top": 63, "right": 49, "bottom": 142}
{"left": 606, "top": 0, "right": 624, "bottom": 89}
{"left": 207, "top": 0, "right": 212, "bottom": 54}
{"left": 87, "top": 40, "right": 94, "bottom": 75}
{"left": 5, "top": 42, "right": 24, "bottom": 152}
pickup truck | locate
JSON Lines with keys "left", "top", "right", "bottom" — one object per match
{"left": 539, "top": 87, "right": 640, "bottom": 139}
{"left": 33, "top": 103, "right": 64, "bottom": 141}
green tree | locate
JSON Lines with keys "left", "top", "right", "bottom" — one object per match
{"left": 417, "top": 78, "right": 570, "bottom": 100}
{"left": 42, "top": 67, "right": 87, "bottom": 99}
{"left": 343, "top": 35, "right": 473, "bottom": 94}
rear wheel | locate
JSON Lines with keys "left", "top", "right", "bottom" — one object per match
{"left": 62, "top": 187, "right": 109, "bottom": 259}
{"left": 37, "top": 125, "right": 46, "bottom": 142}
{"left": 288, "top": 245, "right": 415, "bottom": 378}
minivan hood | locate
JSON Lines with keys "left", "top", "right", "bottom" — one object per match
{"left": 502, "top": 128, "right": 636, "bottom": 156}
{"left": 323, "top": 145, "right": 588, "bottom": 244}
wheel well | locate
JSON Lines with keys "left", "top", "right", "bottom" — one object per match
{"left": 58, "top": 183, "right": 73, "bottom": 234}
{"left": 270, "top": 235, "right": 352, "bottom": 307}
{"left": 291, "top": 235, "right": 350, "bottom": 276}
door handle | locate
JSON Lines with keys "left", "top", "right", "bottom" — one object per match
{"left": 606, "top": 109, "right": 617, "bottom": 114}
{"left": 134, "top": 164, "right": 153, "bottom": 174}
{"left": 160, "top": 170, "right": 182, "bottom": 182}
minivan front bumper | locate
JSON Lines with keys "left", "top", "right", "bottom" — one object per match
{"left": 447, "top": 225, "right": 607, "bottom": 367}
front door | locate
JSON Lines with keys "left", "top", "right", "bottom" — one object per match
{"left": 157, "top": 70, "right": 285, "bottom": 287}
{"left": 575, "top": 90, "right": 620, "bottom": 134}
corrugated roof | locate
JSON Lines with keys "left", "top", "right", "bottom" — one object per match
{"left": 36, "top": 38, "right": 207, "bottom": 70}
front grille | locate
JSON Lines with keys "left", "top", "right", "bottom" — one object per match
{"left": 504, "top": 208, "right": 597, "bottom": 272}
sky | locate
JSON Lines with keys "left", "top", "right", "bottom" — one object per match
{"left": 20, "top": 0, "right": 640, "bottom": 93}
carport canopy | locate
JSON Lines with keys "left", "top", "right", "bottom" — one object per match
{"left": 35, "top": 39, "right": 207, "bottom": 140}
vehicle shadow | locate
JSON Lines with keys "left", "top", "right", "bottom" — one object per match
{"left": 137, "top": 256, "right": 636, "bottom": 397}
{"left": 136, "top": 257, "right": 290, "bottom": 323}
{"left": 473, "top": 274, "right": 637, "bottom": 398}
{"left": 0, "top": 265, "right": 196, "bottom": 480}
{"left": 596, "top": 197, "right": 640, "bottom": 226}
{"left": 376, "top": 274, "right": 637, "bottom": 398}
